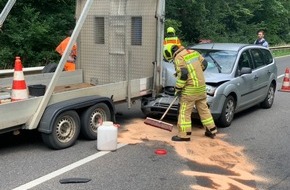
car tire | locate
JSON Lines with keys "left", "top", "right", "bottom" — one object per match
{"left": 217, "top": 95, "right": 236, "bottom": 128}
{"left": 260, "top": 83, "right": 275, "bottom": 109}
{"left": 41, "top": 110, "right": 80, "bottom": 149}
{"left": 80, "top": 103, "right": 111, "bottom": 140}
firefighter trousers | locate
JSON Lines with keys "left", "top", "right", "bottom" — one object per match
{"left": 177, "top": 94, "right": 217, "bottom": 138}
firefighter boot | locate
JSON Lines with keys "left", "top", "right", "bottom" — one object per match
{"left": 205, "top": 127, "right": 217, "bottom": 139}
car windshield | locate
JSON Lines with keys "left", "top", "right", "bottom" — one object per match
{"left": 194, "top": 49, "right": 238, "bottom": 74}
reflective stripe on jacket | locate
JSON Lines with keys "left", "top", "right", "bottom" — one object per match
{"left": 174, "top": 49, "right": 206, "bottom": 95}
{"left": 163, "top": 36, "right": 181, "bottom": 47}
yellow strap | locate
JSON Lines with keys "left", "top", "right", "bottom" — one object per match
{"left": 201, "top": 117, "right": 214, "bottom": 126}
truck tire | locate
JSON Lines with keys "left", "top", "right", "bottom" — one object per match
{"left": 80, "top": 103, "right": 111, "bottom": 140}
{"left": 41, "top": 110, "right": 80, "bottom": 149}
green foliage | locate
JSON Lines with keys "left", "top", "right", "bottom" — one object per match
{"left": 1, "top": 0, "right": 290, "bottom": 69}
{"left": 166, "top": 0, "right": 290, "bottom": 46}
{"left": 0, "top": 0, "right": 75, "bottom": 69}
{"left": 165, "top": 19, "right": 182, "bottom": 37}
{"left": 272, "top": 47, "right": 290, "bottom": 57}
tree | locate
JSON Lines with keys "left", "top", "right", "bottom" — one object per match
{"left": 251, "top": 0, "right": 290, "bottom": 44}
{"left": 1, "top": 0, "right": 290, "bottom": 70}
{"left": 165, "top": 0, "right": 290, "bottom": 45}
{"left": 0, "top": 0, "right": 75, "bottom": 69}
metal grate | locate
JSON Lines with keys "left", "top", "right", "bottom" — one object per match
{"left": 77, "top": 0, "right": 158, "bottom": 85}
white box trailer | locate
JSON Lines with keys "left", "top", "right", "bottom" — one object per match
{"left": 0, "top": 0, "right": 165, "bottom": 149}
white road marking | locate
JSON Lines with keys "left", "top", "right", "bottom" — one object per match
{"left": 278, "top": 74, "right": 285, "bottom": 79}
{"left": 12, "top": 143, "right": 127, "bottom": 190}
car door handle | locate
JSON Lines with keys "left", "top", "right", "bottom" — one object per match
{"left": 254, "top": 75, "right": 259, "bottom": 80}
{"left": 267, "top": 70, "right": 271, "bottom": 74}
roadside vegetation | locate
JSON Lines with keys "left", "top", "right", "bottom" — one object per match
{"left": 271, "top": 48, "right": 290, "bottom": 58}
{"left": 0, "top": 0, "right": 75, "bottom": 69}
{"left": 0, "top": 0, "right": 290, "bottom": 69}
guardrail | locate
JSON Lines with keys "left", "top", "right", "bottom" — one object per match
{"left": 0, "top": 66, "right": 44, "bottom": 77}
{"left": 0, "top": 66, "right": 44, "bottom": 74}
{"left": 269, "top": 45, "right": 290, "bottom": 50}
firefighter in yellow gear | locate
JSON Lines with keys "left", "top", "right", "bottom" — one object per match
{"left": 164, "top": 27, "right": 181, "bottom": 47}
{"left": 163, "top": 44, "right": 217, "bottom": 141}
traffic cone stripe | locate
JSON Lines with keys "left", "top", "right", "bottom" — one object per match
{"left": 13, "top": 71, "right": 26, "bottom": 80}
{"left": 11, "top": 90, "right": 28, "bottom": 101}
{"left": 12, "top": 80, "right": 27, "bottom": 89}
{"left": 14, "top": 61, "right": 23, "bottom": 71}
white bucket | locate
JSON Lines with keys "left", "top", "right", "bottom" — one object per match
{"left": 97, "top": 121, "right": 117, "bottom": 151}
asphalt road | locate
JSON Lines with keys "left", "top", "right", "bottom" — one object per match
{"left": 0, "top": 56, "right": 290, "bottom": 190}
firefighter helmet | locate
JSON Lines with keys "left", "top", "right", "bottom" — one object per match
{"left": 163, "top": 44, "right": 179, "bottom": 61}
{"left": 167, "top": 27, "right": 175, "bottom": 34}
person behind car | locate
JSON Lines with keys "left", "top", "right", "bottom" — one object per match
{"left": 55, "top": 30, "right": 77, "bottom": 71}
{"left": 254, "top": 29, "right": 269, "bottom": 48}
{"left": 163, "top": 27, "right": 181, "bottom": 48}
{"left": 163, "top": 44, "right": 217, "bottom": 141}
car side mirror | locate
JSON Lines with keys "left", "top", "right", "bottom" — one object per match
{"left": 239, "top": 67, "right": 252, "bottom": 75}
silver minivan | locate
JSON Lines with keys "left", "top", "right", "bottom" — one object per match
{"left": 141, "top": 43, "right": 277, "bottom": 127}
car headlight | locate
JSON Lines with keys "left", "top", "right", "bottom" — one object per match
{"left": 206, "top": 85, "right": 216, "bottom": 96}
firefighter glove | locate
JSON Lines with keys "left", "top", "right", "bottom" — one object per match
{"left": 174, "top": 90, "right": 182, "bottom": 97}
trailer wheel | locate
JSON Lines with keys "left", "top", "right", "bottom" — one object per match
{"left": 41, "top": 110, "right": 80, "bottom": 149}
{"left": 80, "top": 103, "right": 111, "bottom": 140}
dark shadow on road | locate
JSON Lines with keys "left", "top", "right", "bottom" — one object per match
{"left": 0, "top": 130, "right": 42, "bottom": 150}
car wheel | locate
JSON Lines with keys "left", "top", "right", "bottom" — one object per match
{"left": 41, "top": 110, "right": 80, "bottom": 149}
{"left": 217, "top": 95, "right": 236, "bottom": 128}
{"left": 260, "top": 83, "right": 275, "bottom": 109}
{"left": 80, "top": 103, "right": 111, "bottom": 140}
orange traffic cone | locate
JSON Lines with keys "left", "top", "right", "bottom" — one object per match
{"left": 11, "top": 57, "right": 28, "bottom": 101}
{"left": 279, "top": 67, "right": 290, "bottom": 92}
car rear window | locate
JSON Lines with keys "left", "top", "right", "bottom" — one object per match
{"left": 250, "top": 48, "right": 273, "bottom": 68}
{"left": 260, "top": 49, "right": 273, "bottom": 64}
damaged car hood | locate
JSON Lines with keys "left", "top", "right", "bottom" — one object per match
{"left": 204, "top": 72, "right": 232, "bottom": 83}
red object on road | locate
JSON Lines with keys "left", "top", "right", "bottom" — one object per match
{"left": 155, "top": 149, "right": 167, "bottom": 155}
